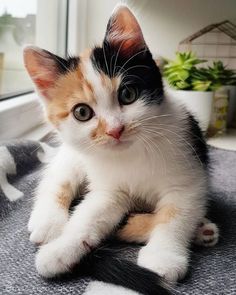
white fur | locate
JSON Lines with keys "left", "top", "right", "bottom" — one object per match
{"left": 84, "top": 281, "right": 138, "bottom": 295}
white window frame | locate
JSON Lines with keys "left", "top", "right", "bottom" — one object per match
{"left": 0, "top": 0, "right": 69, "bottom": 141}
{"left": 67, "top": 0, "right": 88, "bottom": 55}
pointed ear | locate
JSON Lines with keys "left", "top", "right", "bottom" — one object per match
{"left": 23, "top": 46, "right": 64, "bottom": 99}
{"left": 104, "top": 5, "right": 147, "bottom": 56}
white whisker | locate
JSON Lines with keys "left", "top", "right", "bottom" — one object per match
{"left": 102, "top": 43, "right": 110, "bottom": 76}
{"left": 142, "top": 125, "right": 203, "bottom": 166}
{"left": 117, "top": 48, "right": 148, "bottom": 75}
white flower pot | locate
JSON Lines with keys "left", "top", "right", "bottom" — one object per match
{"left": 167, "top": 89, "right": 213, "bottom": 132}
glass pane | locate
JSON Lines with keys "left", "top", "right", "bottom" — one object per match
{"left": 0, "top": 0, "right": 36, "bottom": 99}
{"left": 0, "top": 0, "right": 68, "bottom": 100}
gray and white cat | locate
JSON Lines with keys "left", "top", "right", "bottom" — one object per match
{"left": 24, "top": 4, "right": 219, "bottom": 293}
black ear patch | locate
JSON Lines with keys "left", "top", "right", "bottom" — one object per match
{"left": 90, "top": 5, "right": 164, "bottom": 105}
{"left": 46, "top": 51, "right": 80, "bottom": 74}
{"left": 91, "top": 44, "right": 164, "bottom": 105}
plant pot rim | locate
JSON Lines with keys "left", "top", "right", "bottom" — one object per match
{"left": 169, "top": 89, "right": 213, "bottom": 94}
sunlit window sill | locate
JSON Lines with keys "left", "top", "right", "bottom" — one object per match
{"left": 0, "top": 93, "right": 45, "bottom": 141}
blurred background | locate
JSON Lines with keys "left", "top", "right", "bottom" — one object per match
{"left": 0, "top": 0, "right": 236, "bottom": 149}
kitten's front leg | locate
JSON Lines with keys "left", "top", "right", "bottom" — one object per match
{"left": 137, "top": 192, "right": 206, "bottom": 283}
{"left": 28, "top": 146, "right": 84, "bottom": 245}
{"left": 35, "top": 190, "right": 127, "bottom": 278}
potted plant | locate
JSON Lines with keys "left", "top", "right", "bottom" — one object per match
{"left": 163, "top": 52, "right": 216, "bottom": 132}
{"left": 205, "top": 61, "right": 236, "bottom": 127}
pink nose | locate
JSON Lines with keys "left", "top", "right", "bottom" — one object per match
{"left": 106, "top": 125, "right": 125, "bottom": 140}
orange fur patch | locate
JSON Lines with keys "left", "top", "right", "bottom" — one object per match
{"left": 118, "top": 205, "right": 179, "bottom": 243}
{"left": 46, "top": 64, "right": 96, "bottom": 126}
{"left": 91, "top": 118, "right": 107, "bottom": 140}
{"left": 57, "top": 182, "right": 73, "bottom": 209}
{"left": 43, "top": 51, "right": 120, "bottom": 127}
{"left": 118, "top": 213, "right": 155, "bottom": 243}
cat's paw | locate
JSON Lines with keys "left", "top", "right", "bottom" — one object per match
{"left": 194, "top": 218, "right": 219, "bottom": 247}
{"left": 35, "top": 238, "right": 85, "bottom": 278}
{"left": 36, "top": 239, "right": 71, "bottom": 277}
{"left": 138, "top": 246, "right": 188, "bottom": 282}
{"left": 28, "top": 206, "right": 68, "bottom": 245}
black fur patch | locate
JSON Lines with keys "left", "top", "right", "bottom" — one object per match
{"left": 91, "top": 42, "right": 164, "bottom": 105}
{"left": 187, "top": 113, "right": 209, "bottom": 168}
{"left": 78, "top": 244, "right": 169, "bottom": 295}
{"left": 45, "top": 50, "right": 80, "bottom": 74}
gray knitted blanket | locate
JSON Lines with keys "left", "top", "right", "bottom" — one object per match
{"left": 0, "top": 140, "right": 235, "bottom": 295}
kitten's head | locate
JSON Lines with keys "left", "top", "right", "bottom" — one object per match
{"left": 24, "top": 5, "right": 164, "bottom": 154}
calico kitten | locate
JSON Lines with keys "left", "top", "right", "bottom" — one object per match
{"left": 24, "top": 4, "right": 218, "bottom": 293}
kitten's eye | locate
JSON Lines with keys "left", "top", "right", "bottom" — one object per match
{"left": 119, "top": 87, "right": 137, "bottom": 105}
{"left": 73, "top": 104, "right": 94, "bottom": 122}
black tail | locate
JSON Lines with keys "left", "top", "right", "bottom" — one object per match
{"left": 79, "top": 245, "right": 170, "bottom": 295}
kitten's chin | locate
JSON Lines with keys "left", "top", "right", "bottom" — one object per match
{"left": 102, "top": 138, "right": 134, "bottom": 151}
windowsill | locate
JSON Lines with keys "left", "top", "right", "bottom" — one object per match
{"left": 0, "top": 92, "right": 45, "bottom": 141}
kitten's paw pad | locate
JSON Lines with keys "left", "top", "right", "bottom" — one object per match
{"left": 28, "top": 208, "right": 68, "bottom": 245}
{"left": 36, "top": 240, "right": 72, "bottom": 278}
{"left": 138, "top": 247, "right": 188, "bottom": 282}
{"left": 194, "top": 218, "right": 219, "bottom": 247}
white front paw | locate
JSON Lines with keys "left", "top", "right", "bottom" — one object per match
{"left": 28, "top": 206, "right": 68, "bottom": 245}
{"left": 138, "top": 246, "right": 188, "bottom": 282}
{"left": 36, "top": 240, "right": 69, "bottom": 277}
{"left": 36, "top": 238, "right": 84, "bottom": 278}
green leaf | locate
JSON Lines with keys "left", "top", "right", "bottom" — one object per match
{"left": 192, "top": 80, "right": 212, "bottom": 91}
{"left": 176, "top": 80, "right": 190, "bottom": 90}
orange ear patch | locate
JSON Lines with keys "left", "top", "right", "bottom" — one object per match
{"left": 91, "top": 118, "right": 107, "bottom": 140}
{"left": 23, "top": 46, "right": 59, "bottom": 97}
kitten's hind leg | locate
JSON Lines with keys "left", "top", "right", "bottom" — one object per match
{"left": 194, "top": 218, "right": 219, "bottom": 247}
{"left": 117, "top": 213, "right": 154, "bottom": 244}
{"left": 118, "top": 214, "right": 219, "bottom": 247}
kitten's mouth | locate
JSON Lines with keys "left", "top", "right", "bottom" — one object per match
{"left": 103, "top": 137, "right": 133, "bottom": 149}
{"left": 97, "top": 129, "right": 138, "bottom": 150}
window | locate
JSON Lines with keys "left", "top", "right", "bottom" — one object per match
{"left": 0, "top": 0, "right": 68, "bottom": 101}
{"left": 0, "top": 0, "right": 68, "bottom": 141}
{"left": 0, "top": 0, "right": 35, "bottom": 99}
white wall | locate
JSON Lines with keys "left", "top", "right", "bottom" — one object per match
{"left": 85, "top": 0, "right": 236, "bottom": 59}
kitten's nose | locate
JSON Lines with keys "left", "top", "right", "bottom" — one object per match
{"left": 106, "top": 125, "right": 125, "bottom": 140}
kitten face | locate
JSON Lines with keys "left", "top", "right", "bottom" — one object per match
{"left": 24, "top": 5, "right": 164, "bottom": 154}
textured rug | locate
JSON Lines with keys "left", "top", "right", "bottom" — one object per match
{"left": 0, "top": 140, "right": 235, "bottom": 295}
